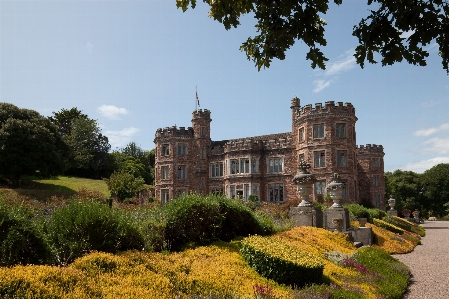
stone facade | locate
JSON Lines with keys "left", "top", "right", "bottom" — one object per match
{"left": 154, "top": 98, "right": 385, "bottom": 209}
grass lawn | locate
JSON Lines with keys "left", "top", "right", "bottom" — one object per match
{"left": 1, "top": 176, "right": 110, "bottom": 202}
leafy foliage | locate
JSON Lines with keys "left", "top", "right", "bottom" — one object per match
{"left": 384, "top": 170, "right": 423, "bottom": 212}
{"left": 0, "top": 199, "right": 49, "bottom": 266}
{"left": 106, "top": 170, "right": 145, "bottom": 202}
{"left": 43, "top": 200, "right": 144, "bottom": 265}
{"left": 177, "top": 0, "right": 449, "bottom": 73}
{"left": 421, "top": 163, "right": 449, "bottom": 218}
{"left": 0, "top": 103, "right": 68, "bottom": 186}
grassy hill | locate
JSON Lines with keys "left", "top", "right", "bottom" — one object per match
{"left": 0, "top": 176, "right": 110, "bottom": 202}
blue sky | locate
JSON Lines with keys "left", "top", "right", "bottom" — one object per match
{"left": 1, "top": 0, "right": 448, "bottom": 173}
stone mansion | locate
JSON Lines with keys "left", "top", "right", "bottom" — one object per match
{"left": 154, "top": 97, "right": 385, "bottom": 209}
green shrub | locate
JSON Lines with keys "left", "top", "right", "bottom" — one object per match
{"left": 44, "top": 200, "right": 143, "bottom": 265}
{"left": 366, "top": 208, "right": 387, "bottom": 223}
{"left": 373, "top": 218, "right": 405, "bottom": 235}
{"left": 163, "top": 194, "right": 274, "bottom": 251}
{"left": 0, "top": 199, "right": 49, "bottom": 266}
{"left": 344, "top": 204, "right": 369, "bottom": 219}
{"left": 353, "top": 247, "right": 410, "bottom": 299}
{"left": 241, "top": 235, "right": 324, "bottom": 287}
{"left": 383, "top": 216, "right": 413, "bottom": 232}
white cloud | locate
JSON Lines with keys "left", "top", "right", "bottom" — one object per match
{"left": 421, "top": 137, "right": 449, "bottom": 154}
{"left": 105, "top": 127, "right": 140, "bottom": 149}
{"left": 325, "top": 51, "right": 356, "bottom": 76}
{"left": 313, "top": 79, "right": 332, "bottom": 93}
{"left": 399, "top": 30, "right": 415, "bottom": 39}
{"left": 414, "top": 123, "right": 449, "bottom": 136}
{"left": 400, "top": 157, "right": 449, "bottom": 173}
{"left": 98, "top": 105, "right": 129, "bottom": 120}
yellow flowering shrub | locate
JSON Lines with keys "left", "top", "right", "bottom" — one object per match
{"left": 366, "top": 223, "right": 415, "bottom": 254}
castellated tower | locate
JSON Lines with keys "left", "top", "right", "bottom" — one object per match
{"left": 154, "top": 109, "right": 211, "bottom": 203}
{"left": 291, "top": 99, "right": 359, "bottom": 203}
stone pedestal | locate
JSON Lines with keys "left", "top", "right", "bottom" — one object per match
{"left": 289, "top": 206, "right": 323, "bottom": 228}
{"left": 324, "top": 207, "right": 350, "bottom": 232}
{"left": 387, "top": 209, "right": 398, "bottom": 217}
{"left": 350, "top": 227, "right": 373, "bottom": 246}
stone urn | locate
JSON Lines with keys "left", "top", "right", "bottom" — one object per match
{"left": 388, "top": 195, "right": 396, "bottom": 210}
{"left": 402, "top": 209, "right": 411, "bottom": 218}
{"left": 332, "top": 218, "right": 344, "bottom": 232}
{"left": 357, "top": 218, "right": 368, "bottom": 227}
{"left": 326, "top": 173, "right": 344, "bottom": 209}
{"left": 292, "top": 160, "right": 316, "bottom": 207}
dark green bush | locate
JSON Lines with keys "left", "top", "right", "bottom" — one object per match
{"left": 0, "top": 199, "right": 49, "bottom": 266}
{"left": 344, "top": 204, "right": 369, "bottom": 219}
{"left": 353, "top": 247, "right": 410, "bottom": 299}
{"left": 44, "top": 200, "right": 143, "bottom": 265}
{"left": 366, "top": 208, "right": 387, "bottom": 223}
{"left": 163, "top": 194, "right": 274, "bottom": 251}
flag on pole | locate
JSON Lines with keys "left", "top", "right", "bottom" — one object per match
{"left": 196, "top": 88, "right": 200, "bottom": 108}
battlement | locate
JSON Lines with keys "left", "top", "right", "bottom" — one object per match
{"left": 295, "top": 101, "right": 356, "bottom": 118}
{"left": 216, "top": 133, "right": 293, "bottom": 152}
{"left": 192, "top": 109, "right": 211, "bottom": 120}
{"left": 356, "top": 144, "right": 384, "bottom": 153}
{"left": 155, "top": 126, "right": 194, "bottom": 138}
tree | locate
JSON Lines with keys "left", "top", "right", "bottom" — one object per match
{"left": 63, "top": 118, "right": 112, "bottom": 178}
{"left": 118, "top": 142, "right": 155, "bottom": 184}
{"left": 421, "top": 163, "right": 449, "bottom": 218}
{"left": 384, "top": 170, "right": 422, "bottom": 213}
{"left": 0, "top": 103, "right": 68, "bottom": 186}
{"left": 49, "top": 107, "right": 88, "bottom": 136}
{"left": 177, "top": 0, "right": 449, "bottom": 73}
{"left": 106, "top": 170, "right": 145, "bottom": 202}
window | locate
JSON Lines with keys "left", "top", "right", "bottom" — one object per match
{"left": 201, "top": 177, "right": 205, "bottom": 188}
{"left": 372, "top": 158, "right": 380, "bottom": 168}
{"left": 177, "top": 189, "right": 187, "bottom": 197}
{"left": 337, "top": 151, "right": 347, "bottom": 167}
{"left": 161, "top": 189, "right": 170, "bottom": 204}
{"left": 315, "top": 181, "right": 326, "bottom": 196}
{"left": 230, "top": 184, "right": 244, "bottom": 199}
{"left": 268, "top": 158, "right": 283, "bottom": 173}
{"left": 336, "top": 123, "right": 346, "bottom": 138}
{"left": 298, "top": 127, "right": 305, "bottom": 142}
{"left": 177, "top": 166, "right": 186, "bottom": 180}
{"left": 373, "top": 175, "right": 380, "bottom": 186}
{"left": 161, "top": 166, "right": 169, "bottom": 180}
{"left": 201, "top": 126, "right": 206, "bottom": 136}
{"left": 314, "top": 151, "right": 325, "bottom": 168}
{"left": 177, "top": 144, "right": 187, "bottom": 156}
{"left": 313, "top": 124, "right": 325, "bottom": 139}
{"left": 373, "top": 194, "right": 380, "bottom": 208}
{"left": 201, "top": 148, "right": 206, "bottom": 159}
{"left": 230, "top": 158, "right": 250, "bottom": 174}
{"left": 161, "top": 144, "right": 169, "bottom": 156}
{"left": 210, "top": 162, "right": 224, "bottom": 177}
{"left": 269, "top": 184, "right": 284, "bottom": 202}
{"left": 252, "top": 158, "right": 259, "bottom": 173}
{"left": 252, "top": 184, "right": 259, "bottom": 198}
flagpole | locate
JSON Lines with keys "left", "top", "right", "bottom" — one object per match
{"left": 195, "top": 86, "right": 197, "bottom": 112}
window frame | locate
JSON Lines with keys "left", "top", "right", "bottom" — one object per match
{"left": 210, "top": 162, "right": 224, "bottom": 178}
{"left": 268, "top": 157, "right": 283, "bottom": 173}
{"left": 336, "top": 123, "right": 346, "bottom": 138}
{"left": 268, "top": 184, "right": 284, "bottom": 202}
{"left": 161, "top": 144, "right": 170, "bottom": 156}
{"left": 177, "top": 165, "right": 187, "bottom": 180}
{"left": 372, "top": 158, "right": 380, "bottom": 168}
{"left": 337, "top": 150, "right": 347, "bottom": 168}
{"left": 161, "top": 189, "right": 170, "bottom": 204}
{"left": 314, "top": 151, "right": 326, "bottom": 168}
{"left": 177, "top": 144, "right": 187, "bottom": 156}
{"left": 161, "top": 165, "right": 170, "bottom": 180}
{"left": 313, "top": 123, "right": 325, "bottom": 139}
{"left": 298, "top": 127, "right": 305, "bottom": 142}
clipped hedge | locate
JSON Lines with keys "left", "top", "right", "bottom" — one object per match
{"left": 240, "top": 235, "right": 324, "bottom": 287}
{"left": 373, "top": 218, "right": 405, "bottom": 235}
{"left": 344, "top": 204, "right": 369, "bottom": 219}
{"left": 387, "top": 216, "right": 425, "bottom": 237}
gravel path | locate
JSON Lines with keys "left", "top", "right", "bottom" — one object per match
{"left": 393, "top": 221, "right": 449, "bottom": 299}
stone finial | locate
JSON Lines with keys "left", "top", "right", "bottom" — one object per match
{"left": 291, "top": 97, "right": 300, "bottom": 108}
{"left": 293, "top": 159, "right": 316, "bottom": 185}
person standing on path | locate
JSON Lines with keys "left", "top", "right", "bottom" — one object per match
{"left": 393, "top": 221, "right": 449, "bottom": 299}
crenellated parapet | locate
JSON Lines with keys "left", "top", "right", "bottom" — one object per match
{"left": 356, "top": 144, "right": 384, "bottom": 155}
{"left": 220, "top": 133, "right": 293, "bottom": 153}
{"left": 192, "top": 109, "right": 211, "bottom": 121}
{"left": 155, "top": 126, "right": 195, "bottom": 139}
{"left": 294, "top": 101, "right": 356, "bottom": 121}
